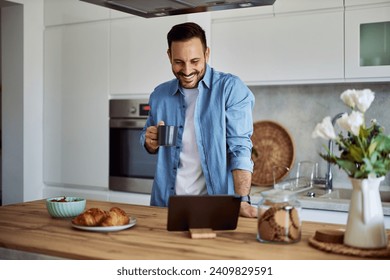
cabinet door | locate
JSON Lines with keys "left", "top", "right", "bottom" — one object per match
{"left": 110, "top": 15, "right": 185, "bottom": 95}
{"left": 345, "top": 5, "right": 390, "bottom": 81}
{"left": 211, "top": 10, "right": 344, "bottom": 84}
{"left": 274, "top": 0, "right": 343, "bottom": 13}
{"left": 44, "top": 22, "right": 109, "bottom": 188}
{"left": 44, "top": 0, "right": 110, "bottom": 26}
{"left": 345, "top": 0, "right": 390, "bottom": 6}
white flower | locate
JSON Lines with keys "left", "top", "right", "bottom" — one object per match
{"left": 352, "top": 89, "right": 375, "bottom": 113}
{"left": 336, "top": 111, "right": 364, "bottom": 136}
{"left": 312, "top": 116, "right": 337, "bottom": 140}
{"left": 340, "top": 89, "right": 356, "bottom": 108}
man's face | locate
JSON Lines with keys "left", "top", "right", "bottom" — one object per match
{"left": 168, "top": 37, "right": 210, "bottom": 89}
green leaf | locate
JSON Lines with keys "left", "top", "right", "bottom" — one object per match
{"left": 348, "top": 144, "right": 364, "bottom": 162}
{"left": 375, "top": 134, "right": 390, "bottom": 152}
{"left": 334, "top": 159, "right": 357, "bottom": 176}
{"left": 368, "top": 141, "right": 378, "bottom": 156}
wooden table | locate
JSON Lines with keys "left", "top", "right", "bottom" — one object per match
{"left": 0, "top": 199, "right": 384, "bottom": 260}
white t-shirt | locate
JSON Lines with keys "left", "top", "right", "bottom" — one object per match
{"left": 175, "top": 88, "right": 207, "bottom": 195}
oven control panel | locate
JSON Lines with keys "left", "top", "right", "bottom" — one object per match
{"left": 109, "top": 99, "right": 150, "bottom": 119}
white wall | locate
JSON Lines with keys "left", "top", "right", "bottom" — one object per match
{"left": 2, "top": 3, "right": 24, "bottom": 204}
{"left": 1, "top": 0, "right": 44, "bottom": 204}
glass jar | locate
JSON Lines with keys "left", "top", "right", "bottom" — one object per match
{"left": 257, "top": 189, "right": 301, "bottom": 244}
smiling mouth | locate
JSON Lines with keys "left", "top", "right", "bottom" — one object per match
{"left": 179, "top": 72, "right": 197, "bottom": 80}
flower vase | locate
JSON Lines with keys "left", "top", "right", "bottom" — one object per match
{"left": 344, "top": 176, "right": 388, "bottom": 249}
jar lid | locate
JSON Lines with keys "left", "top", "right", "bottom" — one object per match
{"left": 260, "top": 189, "right": 297, "bottom": 202}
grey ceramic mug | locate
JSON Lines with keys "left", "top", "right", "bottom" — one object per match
{"left": 158, "top": 125, "right": 178, "bottom": 146}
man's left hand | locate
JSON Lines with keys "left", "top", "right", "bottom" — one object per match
{"left": 239, "top": 202, "right": 257, "bottom": 218}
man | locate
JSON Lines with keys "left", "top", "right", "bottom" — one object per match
{"left": 140, "top": 22, "right": 256, "bottom": 218}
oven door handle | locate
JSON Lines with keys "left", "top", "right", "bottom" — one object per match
{"left": 110, "top": 119, "right": 146, "bottom": 128}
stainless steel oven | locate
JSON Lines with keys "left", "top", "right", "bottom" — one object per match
{"left": 109, "top": 99, "right": 156, "bottom": 194}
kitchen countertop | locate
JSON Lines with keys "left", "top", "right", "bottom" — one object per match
{"left": 0, "top": 199, "right": 388, "bottom": 260}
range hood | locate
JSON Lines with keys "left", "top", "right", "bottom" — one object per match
{"left": 80, "top": 0, "right": 276, "bottom": 18}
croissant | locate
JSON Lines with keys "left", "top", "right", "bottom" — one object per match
{"left": 101, "top": 207, "right": 130, "bottom": 227}
{"left": 72, "top": 207, "right": 107, "bottom": 226}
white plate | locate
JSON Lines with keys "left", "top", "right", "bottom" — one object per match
{"left": 71, "top": 217, "right": 136, "bottom": 232}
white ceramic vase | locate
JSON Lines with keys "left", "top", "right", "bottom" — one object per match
{"left": 344, "top": 176, "right": 388, "bottom": 249}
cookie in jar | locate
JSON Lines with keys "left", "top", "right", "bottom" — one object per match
{"left": 257, "top": 189, "right": 301, "bottom": 243}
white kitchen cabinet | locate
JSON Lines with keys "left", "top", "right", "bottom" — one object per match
{"left": 109, "top": 15, "right": 185, "bottom": 95}
{"left": 274, "top": 0, "right": 343, "bottom": 13}
{"left": 44, "top": 0, "right": 110, "bottom": 26}
{"left": 44, "top": 21, "right": 109, "bottom": 188}
{"left": 211, "top": 8, "right": 344, "bottom": 84}
{"left": 210, "top": 4, "right": 273, "bottom": 19}
{"left": 109, "top": 8, "right": 133, "bottom": 19}
{"left": 345, "top": 0, "right": 390, "bottom": 7}
{"left": 345, "top": 4, "right": 390, "bottom": 81}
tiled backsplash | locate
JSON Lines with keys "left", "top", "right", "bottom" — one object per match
{"left": 249, "top": 82, "right": 390, "bottom": 187}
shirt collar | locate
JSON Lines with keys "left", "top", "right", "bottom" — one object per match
{"left": 169, "top": 64, "right": 212, "bottom": 96}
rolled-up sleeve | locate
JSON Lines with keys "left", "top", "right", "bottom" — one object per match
{"left": 225, "top": 76, "right": 255, "bottom": 173}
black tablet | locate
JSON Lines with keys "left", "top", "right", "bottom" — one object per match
{"left": 167, "top": 195, "right": 241, "bottom": 231}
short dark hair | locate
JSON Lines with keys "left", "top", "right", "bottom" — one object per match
{"left": 167, "top": 22, "right": 207, "bottom": 52}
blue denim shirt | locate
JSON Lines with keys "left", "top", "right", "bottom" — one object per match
{"left": 140, "top": 64, "right": 254, "bottom": 207}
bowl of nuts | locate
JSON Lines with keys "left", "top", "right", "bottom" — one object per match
{"left": 46, "top": 196, "right": 86, "bottom": 218}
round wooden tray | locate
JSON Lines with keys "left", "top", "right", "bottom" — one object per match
{"left": 309, "top": 235, "right": 390, "bottom": 258}
{"left": 251, "top": 120, "right": 295, "bottom": 186}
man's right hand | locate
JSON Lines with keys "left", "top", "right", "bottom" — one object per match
{"left": 145, "top": 120, "right": 165, "bottom": 153}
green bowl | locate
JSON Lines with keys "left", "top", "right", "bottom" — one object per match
{"left": 46, "top": 196, "right": 86, "bottom": 218}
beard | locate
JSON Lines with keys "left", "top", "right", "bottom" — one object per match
{"left": 173, "top": 65, "right": 206, "bottom": 89}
